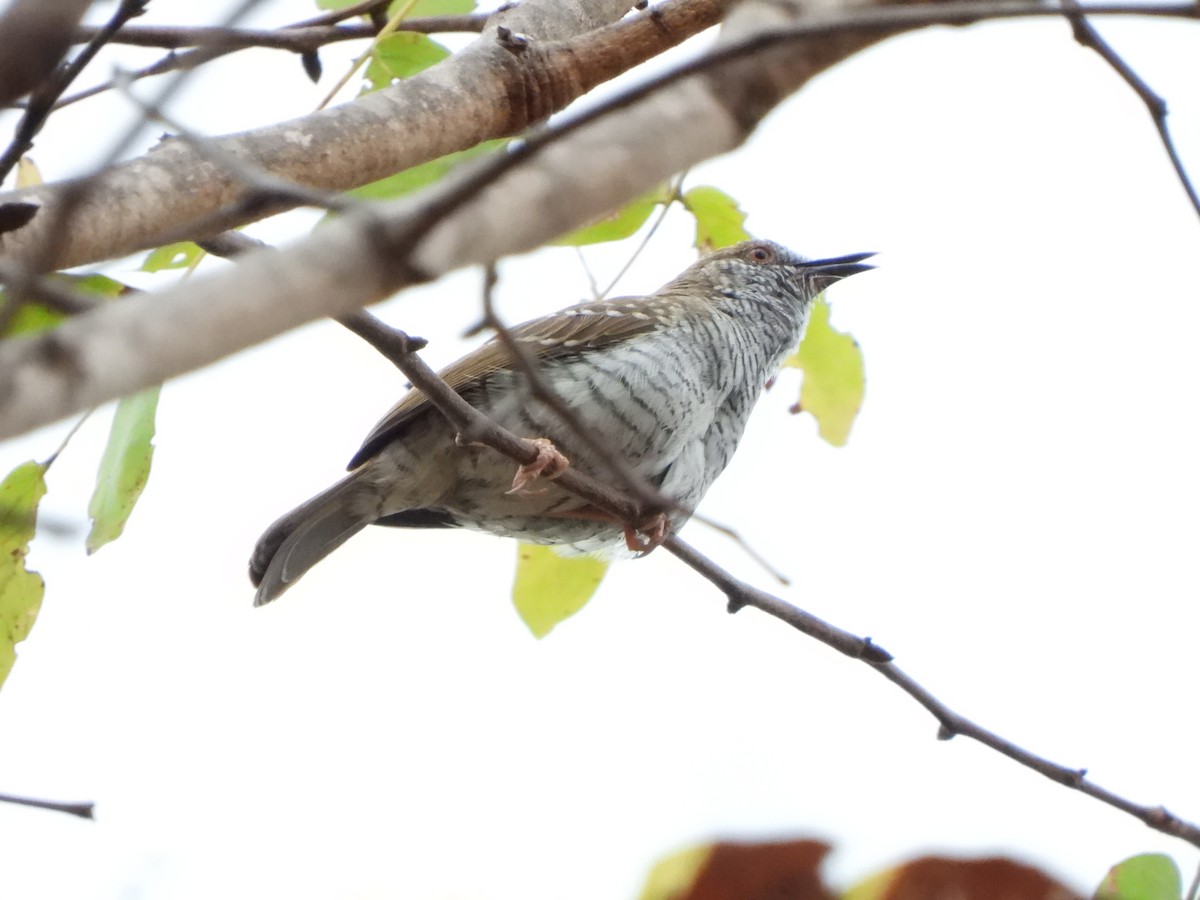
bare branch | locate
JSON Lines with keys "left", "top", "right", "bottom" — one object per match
{"left": 0, "top": 0, "right": 725, "bottom": 272}
{"left": 1061, "top": 0, "right": 1200, "bottom": 219}
{"left": 476, "top": 265, "right": 677, "bottom": 518}
{"left": 310, "top": 306, "right": 1200, "bottom": 852}
{"left": 0, "top": 791, "right": 94, "bottom": 820}
{"left": 48, "top": 14, "right": 494, "bottom": 111}
{"left": 0, "top": 2, "right": 1195, "bottom": 437}
{"left": 73, "top": 15, "right": 490, "bottom": 51}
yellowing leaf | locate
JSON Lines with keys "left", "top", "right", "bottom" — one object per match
{"left": 638, "top": 844, "right": 713, "bottom": 900}
{"left": 87, "top": 388, "right": 160, "bottom": 553}
{"left": 512, "top": 544, "right": 607, "bottom": 638}
{"left": 363, "top": 32, "right": 450, "bottom": 92}
{"left": 784, "top": 298, "right": 864, "bottom": 447}
{"left": 16, "top": 157, "right": 42, "bottom": 187}
{"left": 555, "top": 186, "right": 669, "bottom": 246}
{"left": 1096, "top": 854, "right": 1181, "bottom": 900}
{"left": 681, "top": 186, "right": 749, "bottom": 250}
{"left": 0, "top": 460, "right": 48, "bottom": 690}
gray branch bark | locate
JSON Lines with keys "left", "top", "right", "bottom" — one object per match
{"left": 0, "top": 1, "right": 1193, "bottom": 439}
{"left": 0, "top": 0, "right": 726, "bottom": 271}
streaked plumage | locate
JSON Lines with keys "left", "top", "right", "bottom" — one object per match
{"left": 250, "top": 240, "right": 872, "bottom": 605}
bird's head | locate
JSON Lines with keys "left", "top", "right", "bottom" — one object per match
{"left": 682, "top": 240, "right": 874, "bottom": 313}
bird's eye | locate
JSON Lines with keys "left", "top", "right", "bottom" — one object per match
{"left": 745, "top": 244, "right": 775, "bottom": 264}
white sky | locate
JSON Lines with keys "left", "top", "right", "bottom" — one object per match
{"left": 1, "top": 2, "right": 1199, "bottom": 898}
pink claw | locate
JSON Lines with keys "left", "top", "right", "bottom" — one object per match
{"left": 508, "top": 438, "right": 570, "bottom": 494}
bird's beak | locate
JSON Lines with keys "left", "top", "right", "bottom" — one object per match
{"left": 800, "top": 252, "right": 876, "bottom": 291}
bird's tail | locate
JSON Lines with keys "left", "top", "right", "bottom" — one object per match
{"left": 250, "top": 470, "right": 376, "bottom": 606}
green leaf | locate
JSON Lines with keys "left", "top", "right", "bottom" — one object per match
{"left": 318, "top": 0, "right": 474, "bottom": 12}
{"left": 512, "top": 544, "right": 607, "bottom": 638}
{"left": 554, "top": 186, "right": 669, "bottom": 246}
{"left": 0, "top": 460, "right": 48, "bottom": 690}
{"left": 2, "top": 273, "right": 128, "bottom": 338}
{"left": 1095, "top": 854, "right": 1181, "bottom": 900}
{"left": 638, "top": 844, "right": 713, "bottom": 900}
{"left": 141, "top": 241, "right": 204, "bottom": 272}
{"left": 86, "top": 387, "right": 160, "bottom": 554}
{"left": 2, "top": 298, "right": 64, "bottom": 338}
{"left": 681, "top": 186, "right": 749, "bottom": 250}
{"left": 66, "top": 273, "right": 129, "bottom": 298}
{"left": 390, "top": 0, "right": 475, "bottom": 15}
{"left": 363, "top": 32, "right": 450, "bottom": 92}
{"left": 783, "top": 298, "right": 864, "bottom": 447}
{"left": 349, "top": 138, "right": 506, "bottom": 201}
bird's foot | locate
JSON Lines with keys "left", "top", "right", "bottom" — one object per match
{"left": 623, "top": 513, "right": 669, "bottom": 556}
{"left": 508, "top": 438, "right": 570, "bottom": 495}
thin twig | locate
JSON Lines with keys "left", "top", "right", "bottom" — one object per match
{"left": 691, "top": 512, "right": 790, "bottom": 585}
{"left": 111, "top": 70, "right": 357, "bottom": 217}
{"left": 599, "top": 177, "right": 684, "bottom": 299}
{"left": 475, "top": 267, "right": 678, "bottom": 518}
{"left": 343, "top": 316, "right": 656, "bottom": 527}
{"left": 574, "top": 247, "right": 602, "bottom": 301}
{"left": 23, "top": 0, "right": 271, "bottom": 278}
{"left": 1060, "top": 0, "right": 1200, "bottom": 219}
{"left": 1186, "top": 859, "right": 1200, "bottom": 900}
{"left": 72, "top": 15, "right": 489, "bottom": 50}
{"left": 321, "top": 309, "right": 1200, "bottom": 851}
{"left": 49, "top": 7, "right": 487, "bottom": 111}
{"left": 338, "top": 310, "right": 428, "bottom": 359}
{"left": 381, "top": 1, "right": 1200, "bottom": 271}
{"left": 0, "top": 791, "right": 94, "bottom": 820}
{"left": 190, "top": 231, "right": 1200, "bottom": 850}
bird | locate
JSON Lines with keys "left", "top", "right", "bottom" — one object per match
{"left": 249, "top": 239, "right": 873, "bottom": 606}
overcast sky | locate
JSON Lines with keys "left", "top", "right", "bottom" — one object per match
{"left": 1, "top": 2, "right": 1198, "bottom": 898}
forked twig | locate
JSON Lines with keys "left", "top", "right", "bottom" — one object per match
{"left": 335, "top": 311, "right": 1200, "bottom": 851}
{"left": 1061, "top": 0, "right": 1200, "bottom": 219}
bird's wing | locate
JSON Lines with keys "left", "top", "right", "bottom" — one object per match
{"left": 346, "top": 296, "right": 670, "bottom": 470}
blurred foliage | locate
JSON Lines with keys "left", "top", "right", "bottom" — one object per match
{"left": 0, "top": 461, "right": 47, "bottom": 690}
{"left": 1095, "top": 854, "right": 1181, "bottom": 900}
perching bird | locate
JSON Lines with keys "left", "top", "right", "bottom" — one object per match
{"left": 250, "top": 240, "right": 873, "bottom": 605}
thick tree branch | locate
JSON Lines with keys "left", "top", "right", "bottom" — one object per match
{"left": 0, "top": 0, "right": 727, "bottom": 272}
{"left": 0, "top": 2, "right": 1194, "bottom": 439}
